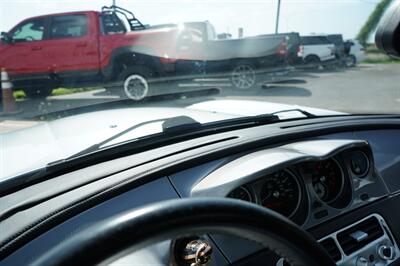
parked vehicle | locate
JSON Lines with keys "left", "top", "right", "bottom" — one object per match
{"left": 255, "top": 32, "right": 303, "bottom": 66}
{"left": 344, "top": 39, "right": 366, "bottom": 66}
{"left": 217, "top": 33, "right": 232, "bottom": 40}
{"left": 0, "top": 6, "right": 189, "bottom": 100}
{"left": 175, "top": 21, "right": 291, "bottom": 89}
{"left": 299, "top": 35, "right": 336, "bottom": 68}
{"left": 326, "top": 34, "right": 346, "bottom": 67}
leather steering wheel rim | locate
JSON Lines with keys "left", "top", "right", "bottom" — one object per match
{"left": 31, "top": 198, "right": 335, "bottom": 266}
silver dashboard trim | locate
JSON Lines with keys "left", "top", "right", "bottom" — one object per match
{"left": 318, "top": 213, "right": 400, "bottom": 266}
{"left": 191, "top": 139, "right": 368, "bottom": 198}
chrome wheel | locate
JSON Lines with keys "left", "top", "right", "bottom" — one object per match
{"left": 231, "top": 64, "right": 256, "bottom": 89}
{"left": 123, "top": 74, "right": 149, "bottom": 101}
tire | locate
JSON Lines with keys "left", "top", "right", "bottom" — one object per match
{"left": 23, "top": 87, "right": 53, "bottom": 99}
{"left": 230, "top": 62, "right": 257, "bottom": 90}
{"left": 304, "top": 55, "right": 321, "bottom": 69}
{"left": 345, "top": 55, "right": 357, "bottom": 67}
{"left": 116, "top": 66, "right": 154, "bottom": 101}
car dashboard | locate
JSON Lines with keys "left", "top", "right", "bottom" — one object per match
{"left": 191, "top": 139, "right": 385, "bottom": 228}
{"left": 1, "top": 126, "right": 400, "bottom": 266}
{"left": 170, "top": 138, "right": 399, "bottom": 265}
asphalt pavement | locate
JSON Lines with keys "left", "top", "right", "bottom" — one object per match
{"left": 249, "top": 64, "right": 400, "bottom": 114}
{"left": 1, "top": 63, "right": 399, "bottom": 133}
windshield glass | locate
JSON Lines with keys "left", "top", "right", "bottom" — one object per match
{"left": 0, "top": 0, "right": 398, "bottom": 180}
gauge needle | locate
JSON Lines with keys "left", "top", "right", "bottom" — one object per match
{"left": 261, "top": 192, "right": 272, "bottom": 204}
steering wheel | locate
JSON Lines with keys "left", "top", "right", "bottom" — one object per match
{"left": 31, "top": 198, "right": 335, "bottom": 266}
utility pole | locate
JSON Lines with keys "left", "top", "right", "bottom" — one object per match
{"left": 112, "top": 0, "right": 116, "bottom": 6}
{"left": 275, "top": 0, "right": 281, "bottom": 34}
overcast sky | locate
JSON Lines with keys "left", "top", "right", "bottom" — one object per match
{"left": 0, "top": 0, "right": 381, "bottom": 40}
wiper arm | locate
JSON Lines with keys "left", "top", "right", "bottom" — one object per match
{"left": 68, "top": 116, "right": 201, "bottom": 159}
{"left": 271, "top": 108, "right": 317, "bottom": 118}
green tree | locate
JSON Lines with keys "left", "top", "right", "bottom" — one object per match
{"left": 356, "top": 0, "right": 394, "bottom": 45}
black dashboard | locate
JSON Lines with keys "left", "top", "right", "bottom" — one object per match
{"left": 170, "top": 138, "right": 399, "bottom": 265}
{"left": 1, "top": 119, "right": 400, "bottom": 266}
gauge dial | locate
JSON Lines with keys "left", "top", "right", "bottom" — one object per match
{"left": 259, "top": 170, "right": 300, "bottom": 217}
{"left": 311, "top": 159, "right": 344, "bottom": 203}
{"left": 350, "top": 151, "right": 369, "bottom": 177}
{"left": 227, "top": 186, "right": 253, "bottom": 202}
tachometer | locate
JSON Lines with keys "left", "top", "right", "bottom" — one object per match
{"left": 227, "top": 186, "right": 253, "bottom": 202}
{"left": 311, "top": 159, "right": 344, "bottom": 204}
{"left": 259, "top": 170, "right": 300, "bottom": 217}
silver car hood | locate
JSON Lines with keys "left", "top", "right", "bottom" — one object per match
{"left": 0, "top": 100, "right": 343, "bottom": 182}
{"left": 187, "top": 99, "right": 343, "bottom": 118}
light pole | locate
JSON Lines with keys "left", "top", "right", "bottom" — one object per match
{"left": 275, "top": 0, "right": 281, "bottom": 34}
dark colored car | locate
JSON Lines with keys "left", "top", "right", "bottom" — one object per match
{"left": 326, "top": 34, "right": 346, "bottom": 65}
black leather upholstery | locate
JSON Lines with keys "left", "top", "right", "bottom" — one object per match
{"left": 30, "top": 198, "right": 335, "bottom": 266}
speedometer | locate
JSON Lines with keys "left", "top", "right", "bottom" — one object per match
{"left": 259, "top": 170, "right": 300, "bottom": 217}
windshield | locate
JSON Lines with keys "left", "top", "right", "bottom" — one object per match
{"left": 0, "top": 0, "right": 398, "bottom": 180}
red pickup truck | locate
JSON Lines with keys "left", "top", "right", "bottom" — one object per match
{"left": 0, "top": 6, "right": 290, "bottom": 100}
{"left": 0, "top": 6, "right": 187, "bottom": 100}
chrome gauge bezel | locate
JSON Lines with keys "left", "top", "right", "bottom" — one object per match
{"left": 227, "top": 185, "right": 255, "bottom": 203}
{"left": 350, "top": 150, "right": 370, "bottom": 178}
{"left": 311, "top": 158, "right": 346, "bottom": 206}
{"left": 255, "top": 169, "right": 302, "bottom": 219}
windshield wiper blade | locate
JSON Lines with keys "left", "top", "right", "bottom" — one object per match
{"left": 66, "top": 113, "right": 281, "bottom": 161}
{"left": 68, "top": 116, "right": 201, "bottom": 159}
{"left": 52, "top": 113, "right": 278, "bottom": 162}
{"left": 2, "top": 113, "right": 282, "bottom": 195}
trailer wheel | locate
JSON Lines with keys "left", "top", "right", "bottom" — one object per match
{"left": 117, "top": 66, "right": 154, "bottom": 101}
{"left": 231, "top": 63, "right": 257, "bottom": 90}
{"left": 23, "top": 87, "right": 53, "bottom": 99}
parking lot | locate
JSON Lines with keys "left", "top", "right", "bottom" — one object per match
{"left": 231, "top": 63, "right": 400, "bottom": 113}
{"left": 0, "top": 63, "right": 399, "bottom": 133}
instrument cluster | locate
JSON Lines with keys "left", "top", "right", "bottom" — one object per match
{"left": 227, "top": 148, "right": 372, "bottom": 226}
